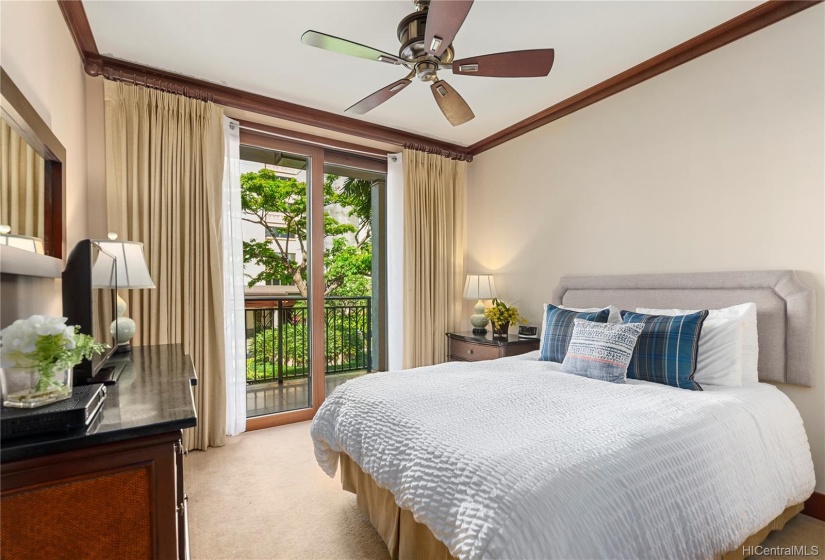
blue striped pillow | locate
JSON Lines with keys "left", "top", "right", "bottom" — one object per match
{"left": 621, "top": 310, "right": 709, "bottom": 390}
{"left": 539, "top": 304, "right": 611, "bottom": 363}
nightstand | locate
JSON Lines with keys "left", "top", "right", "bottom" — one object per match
{"left": 446, "top": 331, "right": 540, "bottom": 362}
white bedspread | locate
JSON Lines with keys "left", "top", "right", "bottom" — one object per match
{"left": 310, "top": 352, "right": 815, "bottom": 560}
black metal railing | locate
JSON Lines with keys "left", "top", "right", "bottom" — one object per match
{"left": 245, "top": 296, "right": 372, "bottom": 385}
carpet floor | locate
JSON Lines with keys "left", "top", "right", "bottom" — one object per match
{"left": 186, "top": 421, "right": 388, "bottom": 560}
{"left": 186, "top": 421, "right": 824, "bottom": 560}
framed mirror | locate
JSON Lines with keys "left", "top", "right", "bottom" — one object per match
{"left": 1, "top": 66, "right": 66, "bottom": 260}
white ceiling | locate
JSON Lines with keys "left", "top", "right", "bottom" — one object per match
{"left": 85, "top": 1, "right": 760, "bottom": 147}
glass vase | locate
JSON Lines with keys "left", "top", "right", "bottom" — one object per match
{"left": 492, "top": 321, "right": 510, "bottom": 338}
{"left": 0, "top": 366, "right": 73, "bottom": 408}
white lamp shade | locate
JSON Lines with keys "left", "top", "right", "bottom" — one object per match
{"left": 0, "top": 234, "right": 44, "bottom": 254}
{"left": 464, "top": 274, "right": 497, "bottom": 300}
{"left": 92, "top": 240, "right": 155, "bottom": 289}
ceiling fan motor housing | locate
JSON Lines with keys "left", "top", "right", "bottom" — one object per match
{"left": 397, "top": 11, "right": 454, "bottom": 64}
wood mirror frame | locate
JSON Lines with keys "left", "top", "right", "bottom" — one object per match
{"left": 1, "top": 66, "right": 66, "bottom": 259}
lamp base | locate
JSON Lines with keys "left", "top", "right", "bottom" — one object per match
{"left": 469, "top": 299, "right": 490, "bottom": 333}
{"left": 113, "top": 342, "right": 132, "bottom": 354}
{"left": 110, "top": 299, "right": 136, "bottom": 354}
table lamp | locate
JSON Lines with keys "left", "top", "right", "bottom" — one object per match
{"left": 464, "top": 274, "right": 497, "bottom": 334}
{"left": 0, "top": 225, "right": 44, "bottom": 254}
{"left": 92, "top": 233, "right": 155, "bottom": 353}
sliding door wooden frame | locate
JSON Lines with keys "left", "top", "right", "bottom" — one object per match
{"left": 241, "top": 132, "right": 326, "bottom": 431}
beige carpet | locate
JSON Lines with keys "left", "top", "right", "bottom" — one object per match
{"left": 186, "top": 421, "right": 824, "bottom": 560}
{"left": 186, "top": 421, "right": 389, "bottom": 560}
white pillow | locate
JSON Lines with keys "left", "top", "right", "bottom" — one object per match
{"left": 635, "top": 303, "right": 758, "bottom": 387}
{"left": 559, "top": 305, "right": 622, "bottom": 324}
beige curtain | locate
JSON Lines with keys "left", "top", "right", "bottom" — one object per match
{"left": 0, "top": 119, "right": 44, "bottom": 238}
{"left": 403, "top": 148, "right": 467, "bottom": 368}
{"left": 104, "top": 81, "right": 226, "bottom": 450}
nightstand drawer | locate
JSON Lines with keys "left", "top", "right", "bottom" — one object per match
{"left": 449, "top": 339, "right": 500, "bottom": 362}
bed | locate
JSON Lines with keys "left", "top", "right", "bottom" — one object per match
{"left": 311, "top": 270, "right": 817, "bottom": 560}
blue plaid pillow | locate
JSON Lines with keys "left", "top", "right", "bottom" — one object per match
{"left": 539, "top": 304, "right": 611, "bottom": 363}
{"left": 621, "top": 310, "right": 709, "bottom": 390}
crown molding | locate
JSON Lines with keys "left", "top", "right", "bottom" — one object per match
{"left": 59, "top": 0, "right": 822, "bottom": 159}
{"left": 467, "top": 0, "right": 823, "bottom": 156}
{"left": 57, "top": 0, "right": 98, "bottom": 61}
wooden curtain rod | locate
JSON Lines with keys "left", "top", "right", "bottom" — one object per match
{"left": 101, "top": 68, "right": 215, "bottom": 103}
{"left": 81, "top": 54, "right": 469, "bottom": 156}
{"left": 404, "top": 142, "right": 473, "bottom": 162}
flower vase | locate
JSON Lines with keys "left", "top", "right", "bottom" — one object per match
{"left": 0, "top": 366, "right": 73, "bottom": 408}
{"left": 492, "top": 321, "right": 510, "bottom": 338}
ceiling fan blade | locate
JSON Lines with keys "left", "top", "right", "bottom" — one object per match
{"left": 301, "top": 30, "right": 405, "bottom": 66}
{"left": 453, "top": 49, "right": 555, "bottom": 78}
{"left": 346, "top": 78, "right": 412, "bottom": 115}
{"left": 424, "top": 0, "right": 474, "bottom": 57}
{"left": 430, "top": 80, "right": 474, "bottom": 126}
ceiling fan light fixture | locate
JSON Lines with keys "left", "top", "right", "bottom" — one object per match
{"left": 458, "top": 63, "right": 478, "bottom": 72}
{"left": 430, "top": 36, "right": 443, "bottom": 52}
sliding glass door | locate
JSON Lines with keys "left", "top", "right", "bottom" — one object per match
{"left": 238, "top": 131, "right": 387, "bottom": 429}
{"left": 322, "top": 156, "right": 387, "bottom": 397}
{"left": 240, "top": 135, "right": 325, "bottom": 427}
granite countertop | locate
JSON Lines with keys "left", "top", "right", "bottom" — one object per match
{"left": 0, "top": 344, "right": 198, "bottom": 463}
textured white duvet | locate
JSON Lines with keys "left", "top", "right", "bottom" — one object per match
{"left": 311, "top": 352, "right": 815, "bottom": 560}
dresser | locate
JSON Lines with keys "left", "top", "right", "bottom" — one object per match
{"left": 0, "top": 345, "right": 197, "bottom": 560}
{"left": 446, "top": 331, "right": 540, "bottom": 362}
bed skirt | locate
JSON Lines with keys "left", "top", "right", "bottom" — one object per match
{"left": 339, "top": 454, "right": 804, "bottom": 560}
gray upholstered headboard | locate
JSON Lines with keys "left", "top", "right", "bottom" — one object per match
{"left": 551, "top": 271, "right": 816, "bottom": 387}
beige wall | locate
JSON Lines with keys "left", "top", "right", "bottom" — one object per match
{"left": 1, "top": 0, "right": 89, "bottom": 322}
{"left": 467, "top": 7, "right": 825, "bottom": 492}
{"left": 85, "top": 75, "right": 107, "bottom": 239}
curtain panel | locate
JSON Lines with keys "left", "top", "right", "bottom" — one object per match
{"left": 104, "top": 81, "right": 226, "bottom": 450}
{"left": 221, "top": 117, "right": 247, "bottom": 437}
{"left": 1, "top": 119, "right": 44, "bottom": 239}
{"left": 402, "top": 148, "right": 467, "bottom": 368}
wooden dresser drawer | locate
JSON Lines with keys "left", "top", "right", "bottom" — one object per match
{"left": 449, "top": 338, "right": 501, "bottom": 361}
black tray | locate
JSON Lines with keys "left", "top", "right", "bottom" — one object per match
{"left": 1, "top": 384, "right": 106, "bottom": 440}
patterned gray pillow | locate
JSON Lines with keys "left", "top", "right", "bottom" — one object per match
{"left": 561, "top": 319, "right": 645, "bottom": 383}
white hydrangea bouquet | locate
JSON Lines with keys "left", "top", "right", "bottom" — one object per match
{"left": 0, "top": 315, "right": 107, "bottom": 408}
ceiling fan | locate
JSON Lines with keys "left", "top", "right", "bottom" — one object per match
{"left": 301, "top": 0, "right": 554, "bottom": 127}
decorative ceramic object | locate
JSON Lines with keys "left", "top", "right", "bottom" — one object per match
{"left": 111, "top": 296, "right": 137, "bottom": 351}
{"left": 470, "top": 301, "right": 490, "bottom": 332}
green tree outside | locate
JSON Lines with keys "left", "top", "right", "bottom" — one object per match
{"left": 241, "top": 169, "right": 375, "bottom": 381}
{"left": 241, "top": 170, "right": 373, "bottom": 296}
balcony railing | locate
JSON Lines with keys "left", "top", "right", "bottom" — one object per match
{"left": 245, "top": 296, "right": 372, "bottom": 385}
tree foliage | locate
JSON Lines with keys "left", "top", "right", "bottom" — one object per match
{"left": 241, "top": 169, "right": 374, "bottom": 296}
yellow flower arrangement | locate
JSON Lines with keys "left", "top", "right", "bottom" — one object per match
{"left": 483, "top": 299, "right": 527, "bottom": 329}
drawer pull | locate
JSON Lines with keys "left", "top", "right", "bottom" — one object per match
{"left": 468, "top": 349, "right": 473, "bottom": 354}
